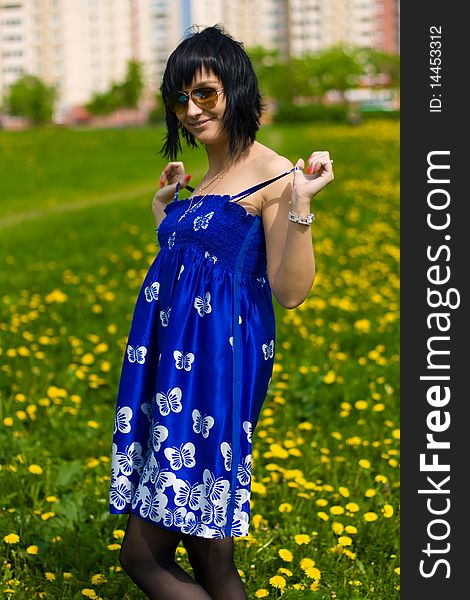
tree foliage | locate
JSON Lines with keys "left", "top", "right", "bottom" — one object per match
{"left": 5, "top": 74, "right": 57, "bottom": 124}
{"left": 86, "top": 60, "right": 144, "bottom": 115}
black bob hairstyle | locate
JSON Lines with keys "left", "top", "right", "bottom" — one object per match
{"left": 160, "top": 24, "right": 263, "bottom": 161}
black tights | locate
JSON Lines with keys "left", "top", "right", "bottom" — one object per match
{"left": 119, "top": 513, "right": 248, "bottom": 600}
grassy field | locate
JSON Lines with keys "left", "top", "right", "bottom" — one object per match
{"left": 0, "top": 120, "right": 400, "bottom": 599}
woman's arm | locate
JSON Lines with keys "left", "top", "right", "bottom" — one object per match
{"left": 263, "top": 153, "right": 334, "bottom": 310}
{"left": 152, "top": 161, "right": 191, "bottom": 227}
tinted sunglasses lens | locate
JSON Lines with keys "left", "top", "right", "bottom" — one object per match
{"left": 192, "top": 88, "right": 219, "bottom": 108}
{"left": 167, "top": 92, "right": 188, "bottom": 113}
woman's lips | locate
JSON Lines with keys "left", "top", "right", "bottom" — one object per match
{"left": 189, "top": 118, "right": 214, "bottom": 129}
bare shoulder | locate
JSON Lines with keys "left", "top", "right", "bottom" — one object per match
{"left": 251, "top": 143, "right": 294, "bottom": 178}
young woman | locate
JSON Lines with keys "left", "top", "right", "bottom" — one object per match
{"left": 110, "top": 24, "right": 334, "bottom": 600}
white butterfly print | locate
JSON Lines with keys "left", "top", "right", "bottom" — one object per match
{"left": 262, "top": 339, "right": 274, "bottom": 360}
{"left": 164, "top": 442, "right": 196, "bottom": 471}
{"left": 192, "top": 409, "right": 215, "bottom": 439}
{"left": 243, "top": 421, "right": 253, "bottom": 443}
{"left": 201, "top": 501, "right": 227, "bottom": 527}
{"left": 204, "top": 251, "right": 217, "bottom": 263}
{"left": 194, "top": 291, "right": 212, "bottom": 317}
{"left": 168, "top": 231, "right": 176, "bottom": 249}
{"left": 140, "top": 489, "right": 167, "bottom": 521}
{"left": 220, "top": 442, "right": 232, "bottom": 471}
{"left": 178, "top": 264, "right": 185, "bottom": 279}
{"left": 193, "top": 211, "right": 214, "bottom": 231}
{"left": 173, "top": 350, "right": 195, "bottom": 371}
{"left": 141, "top": 402, "right": 153, "bottom": 422}
{"left": 257, "top": 276, "right": 266, "bottom": 286}
{"left": 155, "top": 387, "right": 182, "bottom": 417}
{"left": 178, "top": 199, "right": 204, "bottom": 221}
{"left": 142, "top": 454, "right": 176, "bottom": 490}
{"left": 152, "top": 422, "right": 169, "bottom": 452}
{"left": 181, "top": 512, "right": 205, "bottom": 536}
{"left": 127, "top": 344, "right": 147, "bottom": 364}
{"left": 115, "top": 442, "right": 143, "bottom": 476}
{"left": 235, "top": 488, "right": 250, "bottom": 509}
{"left": 203, "top": 469, "right": 230, "bottom": 506}
{"left": 237, "top": 454, "right": 252, "bottom": 486}
{"left": 173, "top": 479, "right": 205, "bottom": 510}
{"left": 144, "top": 281, "right": 160, "bottom": 302}
{"left": 160, "top": 307, "right": 171, "bottom": 327}
{"left": 109, "top": 475, "right": 133, "bottom": 511}
{"left": 231, "top": 509, "right": 249, "bottom": 536}
{"left": 163, "top": 506, "right": 187, "bottom": 528}
{"left": 114, "top": 406, "right": 133, "bottom": 434}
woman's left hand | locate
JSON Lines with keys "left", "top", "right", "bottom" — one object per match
{"left": 293, "top": 151, "right": 334, "bottom": 201}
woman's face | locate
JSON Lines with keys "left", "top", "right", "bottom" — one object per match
{"left": 174, "top": 67, "right": 227, "bottom": 145}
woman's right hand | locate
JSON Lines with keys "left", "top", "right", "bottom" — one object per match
{"left": 154, "top": 161, "right": 192, "bottom": 206}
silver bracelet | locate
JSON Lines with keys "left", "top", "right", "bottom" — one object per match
{"left": 288, "top": 210, "right": 315, "bottom": 225}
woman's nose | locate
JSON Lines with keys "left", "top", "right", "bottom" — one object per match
{"left": 186, "top": 97, "right": 203, "bottom": 118}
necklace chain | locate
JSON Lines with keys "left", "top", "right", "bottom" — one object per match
{"left": 179, "top": 168, "right": 229, "bottom": 220}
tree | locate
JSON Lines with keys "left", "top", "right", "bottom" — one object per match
{"left": 6, "top": 74, "right": 57, "bottom": 124}
{"left": 86, "top": 59, "right": 144, "bottom": 115}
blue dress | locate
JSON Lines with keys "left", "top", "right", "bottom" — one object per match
{"left": 109, "top": 168, "right": 296, "bottom": 538}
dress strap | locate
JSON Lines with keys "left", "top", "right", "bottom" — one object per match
{"left": 230, "top": 166, "right": 300, "bottom": 202}
{"left": 172, "top": 182, "right": 195, "bottom": 203}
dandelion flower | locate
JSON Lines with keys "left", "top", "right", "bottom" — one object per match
{"left": 269, "top": 575, "right": 286, "bottom": 589}
{"left": 338, "top": 486, "right": 350, "bottom": 497}
{"left": 305, "top": 566, "right": 321, "bottom": 580}
{"left": 294, "top": 534, "right": 311, "bottom": 545}
{"left": 330, "top": 505, "right": 345, "bottom": 515}
{"left": 4, "top": 533, "right": 20, "bottom": 544}
{"left": 28, "top": 464, "right": 43, "bottom": 475}
{"left": 255, "top": 590, "right": 269, "bottom": 598}
{"left": 364, "top": 512, "right": 378, "bottom": 522}
{"left": 278, "top": 567, "right": 293, "bottom": 577}
{"left": 346, "top": 502, "right": 360, "bottom": 512}
{"left": 91, "top": 574, "right": 107, "bottom": 585}
{"left": 107, "top": 543, "right": 121, "bottom": 551}
{"left": 44, "top": 572, "right": 56, "bottom": 581}
{"left": 300, "top": 558, "right": 315, "bottom": 571}
{"left": 278, "top": 548, "right": 293, "bottom": 562}
{"left": 317, "top": 511, "right": 329, "bottom": 521}
{"left": 382, "top": 504, "right": 394, "bottom": 518}
{"left": 3, "top": 417, "right": 13, "bottom": 427}
{"left": 26, "top": 545, "right": 39, "bottom": 555}
{"left": 278, "top": 503, "right": 293, "bottom": 513}
{"left": 81, "top": 589, "right": 99, "bottom": 599}
{"left": 345, "top": 525, "right": 358, "bottom": 534}
{"left": 113, "top": 529, "right": 125, "bottom": 540}
{"left": 358, "top": 459, "right": 371, "bottom": 469}
{"left": 338, "top": 536, "right": 353, "bottom": 546}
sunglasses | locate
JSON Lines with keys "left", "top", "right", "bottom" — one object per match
{"left": 166, "top": 87, "right": 224, "bottom": 114}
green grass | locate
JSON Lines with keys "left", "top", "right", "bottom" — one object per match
{"left": 0, "top": 121, "right": 399, "bottom": 599}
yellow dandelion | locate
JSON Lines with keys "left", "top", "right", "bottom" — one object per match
{"left": 300, "top": 558, "right": 315, "bottom": 571}
{"left": 323, "top": 370, "right": 336, "bottom": 384}
{"left": 338, "top": 536, "right": 353, "bottom": 546}
{"left": 298, "top": 421, "right": 313, "bottom": 431}
{"left": 345, "top": 502, "right": 360, "bottom": 512}
{"left": 330, "top": 505, "right": 345, "bottom": 515}
{"left": 345, "top": 525, "right": 358, "bottom": 534}
{"left": 252, "top": 514, "right": 263, "bottom": 529}
{"left": 375, "top": 474, "right": 388, "bottom": 483}
{"left": 28, "top": 464, "right": 43, "bottom": 475}
{"left": 4, "top": 533, "right": 20, "bottom": 544}
{"left": 44, "top": 572, "right": 56, "bottom": 581}
{"left": 87, "top": 420, "right": 100, "bottom": 429}
{"left": 294, "top": 534, "right": 311, "bottom": 545}
{"left": 63, "top": 573, "right": 73, "bottom": 580}
{"left": 107, "top": 543, "right": 121, "bottom": 551}
{"left": 305, "top": 566, "right": 321, "bottom": 580}
{"left": 355, "top": 400, "right": 368, "bottom": 410}
{"left": 278, "top": 548, "right": 293, "bottom": 562}
{"left": 278, "top": 502, "right": 293, "bottom": 513}
{"left": 91, "top": 574, "right": 107, "bottom": 585}
{"left": 81, "top": 589, "right": 99, "bottom": 599}
{"left": 332, "top": 522, "right": 344, "bottom": 535}
{"left": 392, "top": 428, "right": 400, "bottom": 440}
{"left": 317, "top": 511, "right": 329, "bottom": 521}
{"left": 365, "top": 488, "right": 376, "bottom": 498}
{"left": 364, "top": 512, "right": 379, "bottom": 522}
{"left": 269, "top": 575, "right": 286, "bottom": 589}
{"left": 255, "top": 590, "right": 269, "bottom": 598}
{"left": 395, "top": 567, "right": 400, "bottom": 575}
{"left": 349, "top": 579, "right": 362, "bottom": 587}
{"left": 358, "top": 459, "right": 371, "bottom": 469}
{"left": 338, "top": 486, "right": 350, "bottom": 497}
{"left": 113, "top": 529, "right": 125, "bottom": 540}
{"left": 26, "top": 545, "right": 39, "bottom": 555}
{"left": 382, "top": 504, "right": 394, "bottom": 518}
{"left": 3, "top": 417, "right": 13, "bottom": 427}
{"left": 310, "top": 581, "right": 321, "bottom": 591}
